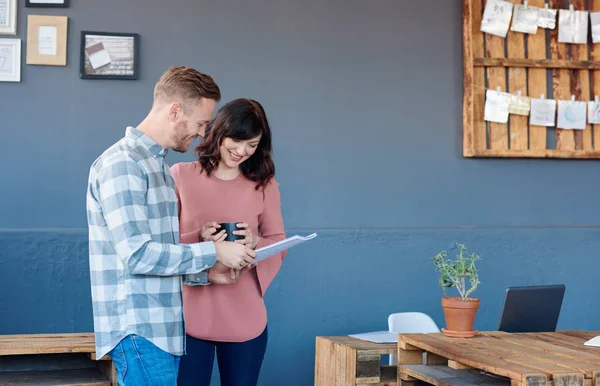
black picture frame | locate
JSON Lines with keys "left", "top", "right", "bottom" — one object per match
{"left": 79, "top": 31, "right": 139, "bottom": 80}
{"left": 25, "top": 0, "right": 69, "bottom": 8}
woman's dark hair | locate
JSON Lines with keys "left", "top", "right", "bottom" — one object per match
{"left": 195, "top": 98, "right": 275, "bottom": 190}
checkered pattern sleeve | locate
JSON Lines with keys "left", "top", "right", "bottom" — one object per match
{"left": 94, "top": 154, "right": 216, "bottom": 276}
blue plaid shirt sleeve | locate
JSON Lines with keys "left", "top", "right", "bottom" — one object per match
{"left": 93, "top": 154, "right": 216, "bottom": 276}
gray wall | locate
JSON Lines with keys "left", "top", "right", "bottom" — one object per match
{"left": 1, "top": 1, "right": 599, "bottom": 385}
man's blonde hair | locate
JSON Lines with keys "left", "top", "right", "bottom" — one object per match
{"left": 153, "top": 66, "right": 221, "bottom": 110}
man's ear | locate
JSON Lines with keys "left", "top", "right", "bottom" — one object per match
{"left": 168, "top": 103, "right": 182, "bottom": 122}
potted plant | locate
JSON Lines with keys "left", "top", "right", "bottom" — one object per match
{"left": 432, "top": 243, "right": 481, "bottom": 338}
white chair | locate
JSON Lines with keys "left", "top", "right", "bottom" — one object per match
{"left": 387, "top": 312, "right": 440, "bottom": 365}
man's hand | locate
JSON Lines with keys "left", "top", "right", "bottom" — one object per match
{"left": 214, "top": 241, "right": 256, "bottom": 270}
{"left": 207, "top": 262, "right": 240, "bottom": 284}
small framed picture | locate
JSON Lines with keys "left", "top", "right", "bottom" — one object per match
{"left": 80, "top": 31, "right": 139, "bottom": 80}
{"left": 0, "top": 38, "right": 21, "bottom": 82}
{"left": 25, "top": 0, "right": 69, "bottom": 8}
{"left": 0, "top": 0, "right": 17, "bottom": 35}
{"left": 26, "top": 15, "right": 68, "bottom": 66}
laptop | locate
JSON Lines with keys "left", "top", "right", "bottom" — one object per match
{"left": 497, "top": 284, "right": 566, "bottom": 333}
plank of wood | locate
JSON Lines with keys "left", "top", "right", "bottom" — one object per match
{"left": 433, "top": 334, "right": 590, "bottom": 379}
{"left": 507, "top": 0, "right": 528, "bottom": 150}
{"left": 550, "top": 0, "right": 575, "bottom": 150}
{"left": 527, "top": 0, "right": 548, "bottom": 150}
{"left": 399, "top": 364, "right": 511, "bottom": 386}
{"left": 399, "top": 333, "right": 548, "bottom": 381}
{"left": 570, "top": 0, "right": 592, "bottom": 150}
{"left": 0, "top": 368, "right": 110, "bottom": 386}
{"left": 356, "top": 353, "right": 382, "bottom": 383}
{"left": 481, "top": 332, "right": 600, "bottom": 367}
{"left": 556, "top": 331, "right": 600, "bottom": 341}
{"left": 530, "top": 333, "right": 599, "bottom": 354}
{"left": 322, "top": 337, "right": 396, "bottom": 355}
{"left": 485, "top": 19, "right": 508, "bottom": 150}
{"left": 507, "top": 25, "right": 529, "bottom": 148}
{"left": 592, "top": 0, "right": 600, "bottom": 150}
{"left": 474, "top": 58, "right": 600, "bottom": 70}
{"left": 448, "top": 360, "right": 473, "bottom": 370}
{"left": 553, "top": 373, "right": 585, "bottom": 386}
{"left": 471, "top": 149, "right": 600, "bottom": 158}
{"left": 0, "top": 334, "right": 96, "bottom": 356}
{"left": 463, "top": 0, "right": 487, "bottom": 156}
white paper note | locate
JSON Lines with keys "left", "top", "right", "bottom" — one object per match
{"left": 557, "top": 100, "right": 587, "bottom": 129}
{"left": 558, "top": 9, "right": 589, "bottom": 44}
{"left": 530, "top": 98, "right": 557, "bottom": 127}
{"left": 591, "top": 12, "right": 600, "bottom": 43}
{"left": 484, "top": 89, "right": 510, "bottom": 123}
{"left": 511, "top": 4, "right": 539, "bottom": 34}
{"left": 38, "top": 26, "right": 57, "bottom": 56}
{"left": 588, "top": 101, "right": 600, "bottom": 124}
{"left": 538, "top": 7, "right": 557, "bottom": 29}
{"left": 509, "top": 94, "right": 531, "bottom": 116}
{"left": 481, "top": 0, "right": 514, "bottom": 38}
{"left": 253, "top": 233, "right": 318, "bottom": 264}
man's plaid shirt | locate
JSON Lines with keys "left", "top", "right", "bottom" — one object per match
{"left": 86, "top": 126, "right": 216, "bottom": 359}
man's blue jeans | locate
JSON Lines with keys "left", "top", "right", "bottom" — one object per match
{"left": 109, "top": 334, "right": 180, "bottom": 386}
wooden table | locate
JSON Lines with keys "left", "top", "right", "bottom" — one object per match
{"left": 398, "top": 330, "right": 600, "bottom": 386}
{"left": 315, "top": 336, "right": 398, "bottom": 386}
{"left": 315, "top": 331, "right": 600, "bottom": 386}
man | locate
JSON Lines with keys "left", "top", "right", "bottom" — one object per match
{"left": 86, "top": 66, "right": 255, "bottom": 385}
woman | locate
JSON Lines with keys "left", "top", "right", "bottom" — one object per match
{"left": 171, "top": 98, "right": 286, "bottom": 386}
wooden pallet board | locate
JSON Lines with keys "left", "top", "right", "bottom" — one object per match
{"left": 397, "top": 331, "right": 600, "bottom": 386}
{"left": 0, "top": 333, "right": 96, "bottom": 356}
{"left": 315, "top": 336, "right": 397, "bottom": 386}
{"left": 463, "top": 0, "right": 600, "bottom": 158}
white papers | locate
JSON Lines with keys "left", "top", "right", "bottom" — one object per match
{"left": 484, "top": 89, "right": 510, "bottom": 123}
{"left": 349, "top": 331, "right": 397, "bottom": 344}
{"left": 584, "top": 336, "right": 600, "bottom": 347}
{"left": 558, "top": 9, "right": 588, "bottom": 44}
{"left": 253, "top": 233, "right": 317, "bottom": 264}
{"left": 530, "top": 98, "right": 557, "bottom": 126}
{"left": 508, "top": 94, "right": 531, "bottom": 116}
{"left": 38, "top": 26, "right": 57, "bottom": 56}
{"left": 538, "top": 7, "right": 557, "bottom": 29}
{"left": 591, "top": 12, "right": 600, "bottom": 43}
{"left": 511, "top": 4, "right": 539, "bottom": 34}
{"left": 557, "top": 100, "right": 587, "bottom": 129}
{"left": 588, "top": 101, "right": 600, "bottom": 124}
{"left": 481, "top": 0, "right": 514, "bottom": 38}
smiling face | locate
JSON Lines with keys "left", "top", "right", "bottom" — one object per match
{"left": 218, "top": 135, "right": 262, "bottom": 170}
{"left": 170, "top": 98, "right": 216, "bottom": 153}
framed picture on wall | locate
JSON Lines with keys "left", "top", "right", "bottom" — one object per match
{"left": 25, "top": 0, "right": 69, "bottom": 8}
{"left": 0, "top": 0, "right": 17, "bottom": 35}
{"left": 26, "top": 15, "right": 68, "bottom": 66}
{"left": 80, "top": 31, "right": 139, "bottom": 80}
{"left": 0, "top": 38, "right": 21, "bottom": 82}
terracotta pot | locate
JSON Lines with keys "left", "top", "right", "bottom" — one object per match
{"left": 441, "top": 296, "right": 480, "bottom": 336}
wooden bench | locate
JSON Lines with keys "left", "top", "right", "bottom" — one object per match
{"left": 0, "top": 333, "right": 117, "bottom": 385}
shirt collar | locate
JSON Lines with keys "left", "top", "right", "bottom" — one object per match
{"left": 125, "top": 126, "right": 168, "bottom": 157}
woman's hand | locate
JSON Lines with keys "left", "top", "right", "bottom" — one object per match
{"left": 199, "top": 221, "right": 226, "bottom": 242}
{"left": 208, "top": 262, "right": 240, "bottom": 284}
{"left": 233, "top": 223, "right": 261, "bottom": 249}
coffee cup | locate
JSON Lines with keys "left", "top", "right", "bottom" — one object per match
{"left": 219, "top": 222, "right": 243, "bottom": 241}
